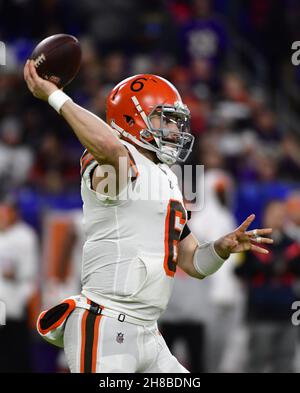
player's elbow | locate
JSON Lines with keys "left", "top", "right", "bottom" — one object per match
{"left": 178, "top": 257, "right": 205, "bottom": 280}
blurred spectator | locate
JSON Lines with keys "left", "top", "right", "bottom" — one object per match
{"left": 216, "top": 72, "right": 253, "bottom": 131}
{"left": 197, "top": 134, "right": 225, "bottom": 169}
{"left": 29, "top": 133, "right": 78, "bottom": 193}
{"left": 238, "top": 0, "right": 290, "bottom": 91}
{"left": 278, "top": 133, "right": 300, "bottom": 182}
{"left": 22, "top": 108, "right": 45, "bottom": 151}
{"left": 254, "top": 149, "right": 278, "bottom": 183}
{"left": 286, "top": 193, "right": 300, "bottom": 243}
{"left": 235, "top": 200, "right": 300, "bottom": 372}
{"left": 169, "top": 66, "right": 208, "bottom": 135}
{"left": 103, "top": 52, "right": 126, "bottom": 85}
{"left": 253, "top": 108, "right": 282, "bottom": 145}
{"left": 0, "top": 197, "right": 38, "bottom": 372}
{"left": 191, "top": 58, "right": 219, "bottom": 101}
{"left": 130, "top": 54, "right": 155, "bottom": 75}
{"left": 74, "top": 0, "right": 140, "bottom": 52}
{"left": 179, "top": 0, "right": 229, "bottom": 70}
{"left": 0, "top": 0, "right": 74, "bottom": 41}
{"left": 0, "top": 116, "right": 33, "bottom": 195}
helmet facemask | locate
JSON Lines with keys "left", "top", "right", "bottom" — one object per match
{"left": 140, "top": 103, "right": 194, "bottom": 165}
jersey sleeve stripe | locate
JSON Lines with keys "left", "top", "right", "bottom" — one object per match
{"left": 80, "top": 153, "right": 93, "bottom": 167}
{"left": 80, "top": 154, "right": 96, "bottom": 176}
{"left": 80, "top": 149, "right": 89, "bottom": 164}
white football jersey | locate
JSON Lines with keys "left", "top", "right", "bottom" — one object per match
{"left": 80, "top": 140, "right": 187, "bottom": 322}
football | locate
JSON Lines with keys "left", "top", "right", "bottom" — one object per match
{"left": 30, "top": 34, "right": 82, "bottom": 88}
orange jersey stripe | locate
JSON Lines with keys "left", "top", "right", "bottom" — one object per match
{"left": 80, "top": 309, "right": 89, "bottom": 373}
{"left": 80, "top": 155, "right": 96, "bottom": 176}
{"left": 80, "top": 150, "right": 96, "bottom": 176}
{"left": 164, "top": 202, "right": 173, "bottom": 277}
{"left": 91, "top": 315, "right": 102, "bottom": 373}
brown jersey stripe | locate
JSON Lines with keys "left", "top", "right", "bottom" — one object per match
{"left": 80, "top": 150, "right": 89, "bottom": 166}
{"left": 80, "top": 153, "right": 96, "bottom": 176}
{"left": 80, "top": 299, "right": 103, "bottom": 373}
{"left": 80, "top": 152, "right": 93, "bottom": 167}
{"left": 83, "top": 312, "right": 98, "bottom": 372}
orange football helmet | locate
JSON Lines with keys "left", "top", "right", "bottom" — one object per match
{"left": 106, "top": 74, "right": 194, "bottom": 164}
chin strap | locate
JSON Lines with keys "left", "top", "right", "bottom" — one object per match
{"left": 110, "top": 120, "right": 157, "bottom": 153}
{"left": 156, "top": 150, "right": 177, "bottom": 165}
{"left": 111, "top": 120, "right": 175, "bottom": 165}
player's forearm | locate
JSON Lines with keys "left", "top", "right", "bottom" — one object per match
{"left": 60, "top": 100, "right": 123, "bottom": 163}
{"left": 178, "top": 234, "right": 227, "bottom": 279}
{"left": 177, "top": 234, "right": 205, "bottom": 279}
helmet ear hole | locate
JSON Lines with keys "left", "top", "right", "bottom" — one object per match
{"left": 140, "top": 129, "right": 154, "bottom": 142}
{"left": 124, "top": 115, "right": 135, "bottom": 127}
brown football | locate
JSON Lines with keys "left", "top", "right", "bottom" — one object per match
{"left": 30, "top": 34, "right": 82, "bottom": 88}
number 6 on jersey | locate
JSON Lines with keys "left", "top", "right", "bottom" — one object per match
{"left": 164, "top": 200, "right": 187, "bottom": 277}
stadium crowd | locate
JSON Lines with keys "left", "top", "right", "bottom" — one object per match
{"left": 0, "top": 0, "right": 300, "bottom": 372}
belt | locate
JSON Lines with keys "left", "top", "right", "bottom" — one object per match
{"left": 76, "top": 298, "right": 155, "bottom": 327}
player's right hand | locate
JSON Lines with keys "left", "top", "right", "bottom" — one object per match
{"left": 24, "top": 59, "right": 58, "bottom": 101}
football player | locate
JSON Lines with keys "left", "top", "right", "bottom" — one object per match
{"left": 24, "top": 60, "right": 273, "bottom": 373}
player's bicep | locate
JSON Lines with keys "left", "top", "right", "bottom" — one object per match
{"left": 177, "top": 233, "right": 205, "bottom": 279}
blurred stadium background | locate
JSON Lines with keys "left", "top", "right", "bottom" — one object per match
{"left": 1, "top": 0, "right": 300, "bottom": 373}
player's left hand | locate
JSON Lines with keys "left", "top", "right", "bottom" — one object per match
{"left": 214, "top": 214, "right": 273, "bottom": 259}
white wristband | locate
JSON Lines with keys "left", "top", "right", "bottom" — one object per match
{"left": 193, "top": 241, "right": 227, "bottom": 277}
{"left": 48, "top": 90, "right": 72, "bottom": 114}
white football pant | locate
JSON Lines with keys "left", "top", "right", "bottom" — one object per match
{"left": 64, "top": 306, "right": 189, "bottom": 373}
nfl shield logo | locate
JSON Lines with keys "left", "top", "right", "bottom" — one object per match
{"left": 116, "top": 332, "right": 124, "bottom": 344}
